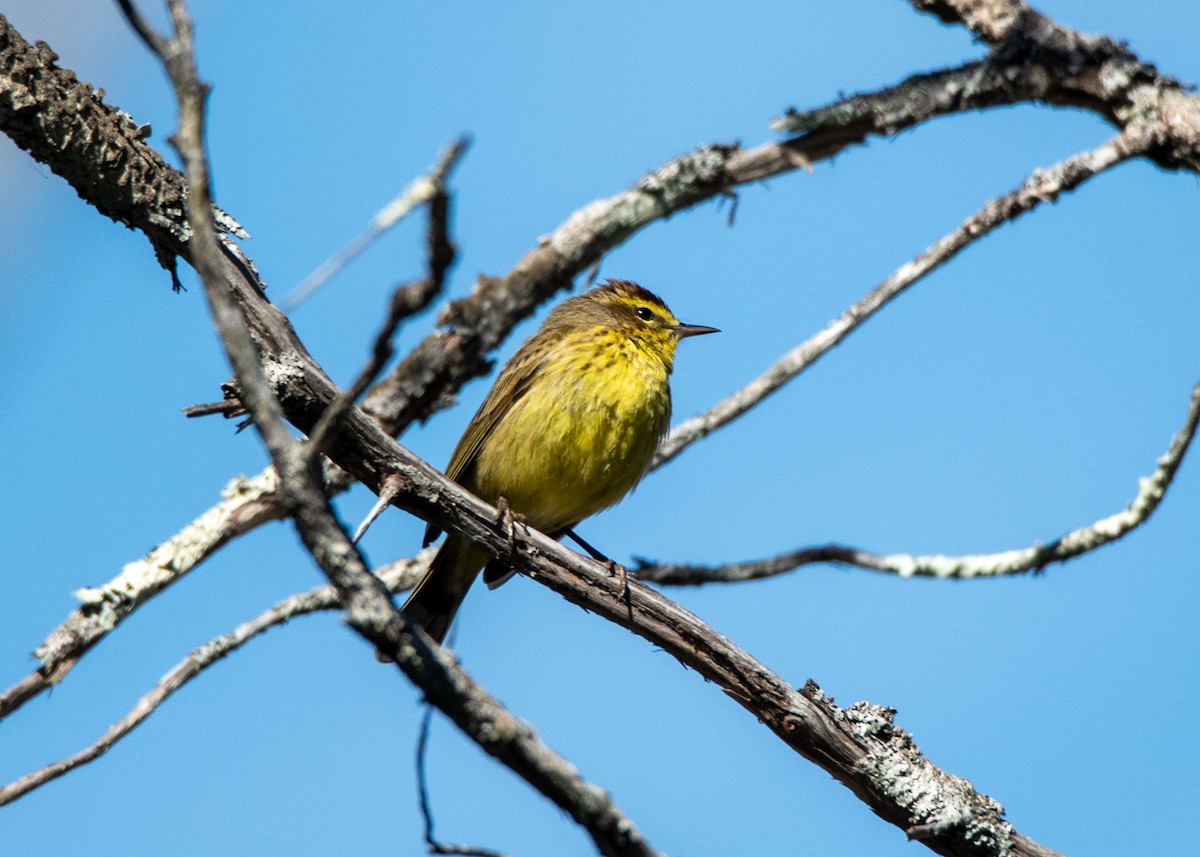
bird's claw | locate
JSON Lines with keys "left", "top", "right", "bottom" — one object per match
{"left": 495, "top": 496, "right": 527, "bottom": 562}
{"left": 607, "top": 559, "right": 632, "bottom": 599}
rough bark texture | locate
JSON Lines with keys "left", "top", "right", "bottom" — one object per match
{"left": 6, "top": 2, "right": 1200, "bottom": 854}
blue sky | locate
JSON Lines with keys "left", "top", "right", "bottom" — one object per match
{"left": 2, "top": 2, "right": 1198, "bottom": 855}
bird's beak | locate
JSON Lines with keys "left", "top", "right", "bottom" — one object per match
{"left": 673, "top": 323, "right": 720, "bottom": 339}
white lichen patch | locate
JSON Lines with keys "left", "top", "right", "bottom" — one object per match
{"left": 844, "top": 701, "right": 1016, "bottom": 856}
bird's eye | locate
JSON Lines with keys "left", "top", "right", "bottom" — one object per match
{"left": 634, "top": 306, "right": 655, "bottom": 321}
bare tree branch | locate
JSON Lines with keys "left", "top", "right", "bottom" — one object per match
{"left": 304, "top": 138, "right": 464, "bottom": 459}
{"left": 655, "top": 128, "right": 1145, "bottom": 468}
{"left": 118, "top": 6, "right": 664, "bottom": 856}
{"left": 304, "top": 279, "right": 441, "bottom": 459}
{"left": 0, "top": 553, "right": 415, "bottom": 807}
{"left": 280, "top": 138, "right": 469, "bottom": 312}
{"left": 0, "top": 468, "right": 283, "bottom": 719}
{"left": 642, "top": 380, "right": 1200, "bottom": 585}
{"left": 307, "top": 435, "right": 1066, "bottom": 857}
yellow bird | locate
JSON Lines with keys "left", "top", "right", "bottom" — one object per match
{"left": 402, "top": 279, "right": 717, "bottom": 643}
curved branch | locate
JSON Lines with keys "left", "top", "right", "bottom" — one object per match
{"left": 0, "top": 469, "right": 284, "bottom": 719}
{"left": 906, "top": 0, "right": 1200, "bottom": 172}
{"left": 642, "top": 380, "right": 1200, "bottom": 585}
{"left": 0, "top": 556, "right": 421, "bottom": 807}
{"left": 655, "top": 128, "right": 1144, "bottom": 468}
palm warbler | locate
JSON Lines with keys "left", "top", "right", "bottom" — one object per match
{"left": 402, "top": 279, "right": 717, "bottom": 643}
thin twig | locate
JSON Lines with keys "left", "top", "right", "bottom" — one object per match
{"left": 0, "top": 555, "right": 428, "bottom": 807}
{"left": 416, "top": 706, "right": 509, "bottom": 857}
{"left": 281, "top": 139, "right": 468, "bottom": 311}
{"left": 304, "top": 277, "right": 443, "bottom": 460}
{"left": 306, "top": 139, "right": 463, "bottom": 502}
{"left": 654, "top": 128, "right": 1147, "bottom": 467}
{"left": 353, "top": 474, "right": 405, "bottom": 544}
{"left": 114, "top": 0, "right": 167, "bottom": 53}
{"left": 641, "top": 379, "right": 1200, "bottom": 585}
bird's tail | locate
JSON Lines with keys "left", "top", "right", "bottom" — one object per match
{"left": 401, "top": 537, "right": 484, "bottom": 645}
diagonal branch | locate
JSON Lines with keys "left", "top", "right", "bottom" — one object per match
{"left": 642, "top": 380, "right": 1200, "bottom": 585}
{"left": 125, "top": 5, "right": 663, "bottom": 856}
{"left": 0, "top": 555, "right": 425, "bottom": 808}
{"left": 0, "top": 468, "right": 284, "bottom": 719}
{"left": 655, "top": 129, "right": 1144, "bottom": 468}
{"left": 290, "top": 411, "right": 1065, "bottom": 857}
{"left": 281, "top": 138, "right": 469, "bottom": 312}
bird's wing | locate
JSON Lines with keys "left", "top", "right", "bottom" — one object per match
{"left": 422, "top": 335, "right": 550, "bottom": 546}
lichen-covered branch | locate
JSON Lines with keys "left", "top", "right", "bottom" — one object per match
{"left": 0, "top": 555, "right": 424, "bottom": 807}
{"left": 642, "top": 382, "right": 1199, "bottom": 586}
{"left": 0, "top": 469, "right": 284, "bottom": 719}
{"left": 648, "top": 376, "right": 1200, "bottom": 583}
{"left": 906, "top": 0, "right": 1200, "bottom": 172}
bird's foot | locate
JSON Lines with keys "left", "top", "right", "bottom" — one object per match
{"left": 495, "top": 496, "right": 527, "bottom": 562}
{"left": 607, "top": 560, "right": 632, "bottom": 599}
